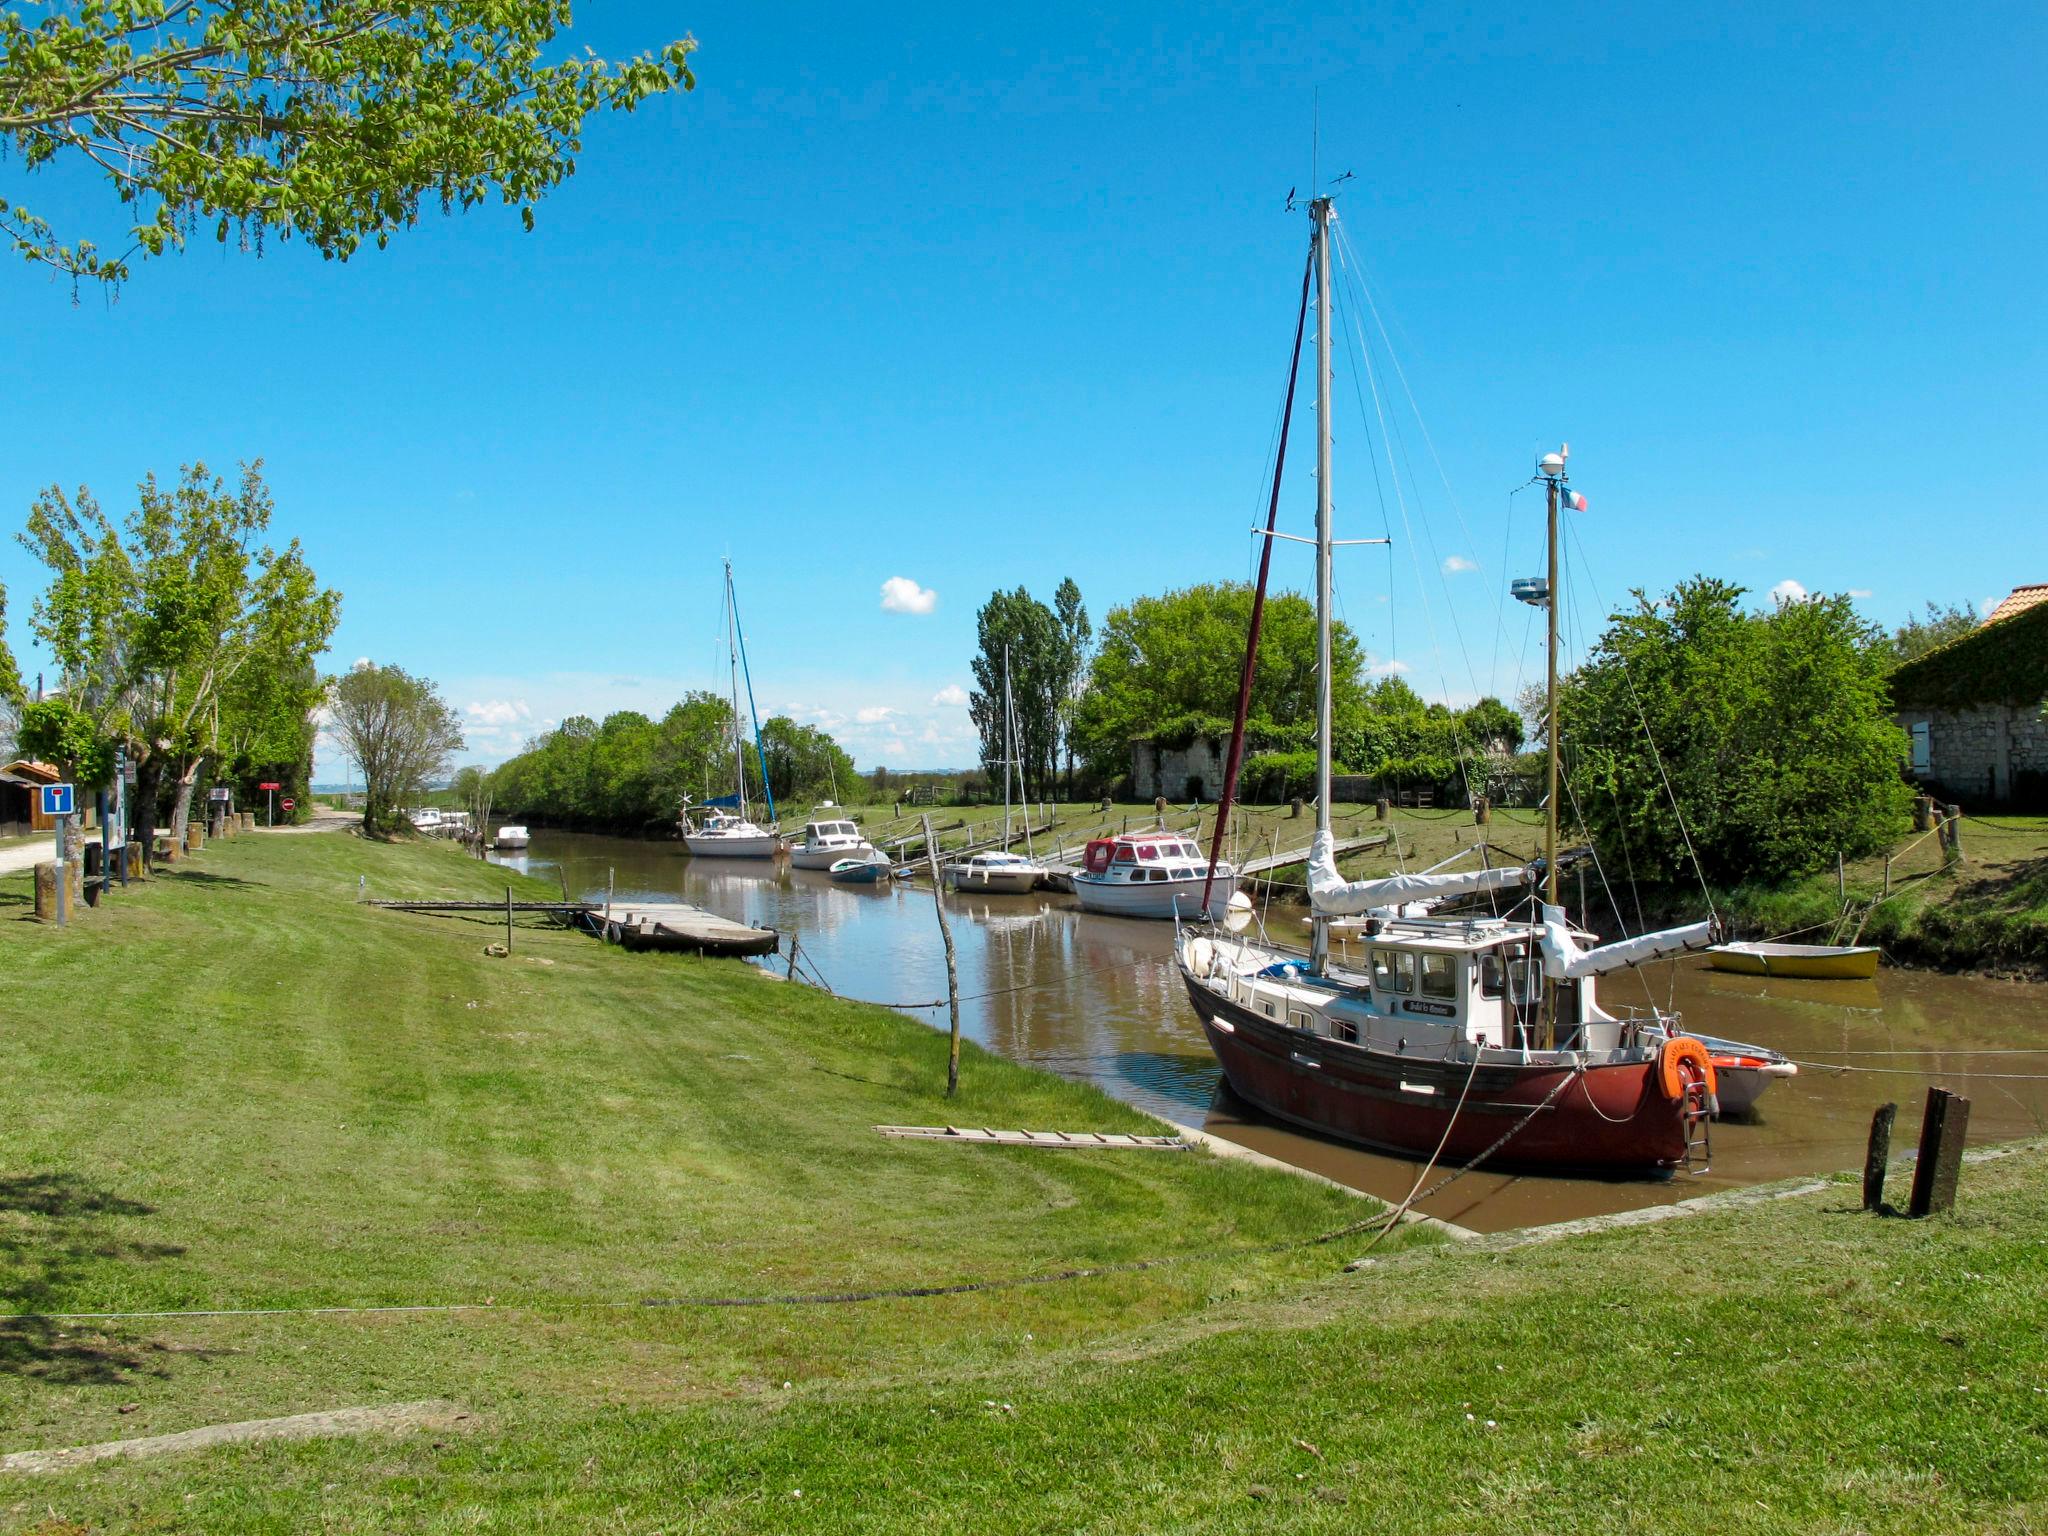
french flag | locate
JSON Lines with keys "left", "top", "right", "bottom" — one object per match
{"left": 1562, "top": 486, "right": 1589, "bottom": 512}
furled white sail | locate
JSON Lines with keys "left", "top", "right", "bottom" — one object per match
{"left": 1306, "top": 830, "right": 1533, "bottom": 917}
{"left": 1539, "top": 903, "right": 1716, "bottom": 978}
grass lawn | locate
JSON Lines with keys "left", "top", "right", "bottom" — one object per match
{"left": 2, "top": 826, "right": 2044, "bottom": 1531}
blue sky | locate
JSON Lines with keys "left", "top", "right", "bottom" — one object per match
{"left": 2, "top": 2, "right": 2041, "bottom": 776}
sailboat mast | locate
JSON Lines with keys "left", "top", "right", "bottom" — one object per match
{"left": 726, "top": 559, "right": 746, "bottom": 820}
{"left": 1544, "top": 468, "right": 1560, "bottom": 908}
{"left": 1310, "top": 194, "right": 1335, "bottom": 974}
{"left": 1002, "top": 642, "right": 1013, "bottom": 850}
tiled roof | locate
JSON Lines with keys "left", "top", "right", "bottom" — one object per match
{"left": 1985, "top": 583, "right": 2048, "bottom": 625}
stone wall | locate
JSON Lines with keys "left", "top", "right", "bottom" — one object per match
{"left": 1897, "top": 702, "right": 2048, "bottom": 810}
{"left": 1129, "top": 737, "right": 1229, "bottom": 802}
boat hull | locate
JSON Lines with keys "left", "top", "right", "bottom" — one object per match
{"left": 792, "top": 842, "right": 876, "bottom": 870}
{"left": 948, "top": 868, "right": 1041, "bottom": 895}
{"left": 682, "top": 833, "right": 780, "bottom": 859}
{"left": 828, "top": 861, "right": 885, "bottom": 885}
{"left": 1074, "top": 874, "right": 1235, "bottom": 922}
{"left": 1706, "top": 943, "right": 1879, "bottom": 980}
{"left": 1183, "top": 974, "right": 1688, "bottom": 1172}
{"left": 493, "top": 834, "right": 529, "bottom": 851}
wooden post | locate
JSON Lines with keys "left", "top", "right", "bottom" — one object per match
{"left": 1945, "top": 806, "right": 1964, "bottom": 863}
{"left": 505, "top": 886, "right": 514, "bottom": 955}
{"left": 1912, "top": 795, "right": 1934, "bottom": 832}
{"left": 1375, "top": 797, "right": 1389, "bottom": 821}
{"left": 1908, "top": 1087, "right": 1970, "bottom": 1218}
{"left": 1289, "top": 797, "right": 1303, "bottom": 819}
{"left": 1474, "top": 796, "right": 1490, "bottom": 826}
{"left": 1836, "top": 851, "right": 1846, "bottom": 906}
{"left": 1882, "top": 854, "right": 1892, "bottom": 899}
{"left": 920, "top": 813, "right": 962, "bottom": 1097}
{"left": 788, "top": 930, "right": 800, "bottom": 981}
{"left": 605, "top": 866, "right": 614, "bottom": 944}
{"left": 1862, "top": 1102, "right": 1897, "bottom": 1211}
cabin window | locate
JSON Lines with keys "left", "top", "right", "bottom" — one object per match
{"left": 1420, "top": 954, "right": 1456, "bottom": 1001}
{"left": 1372, "top": 949, "right": 1415, "bottom": 996}
{"left": 1479, "top": 954, "right": 1505, "bottom": 999}
{"left": 1138, "top": 845, "right": 1158, "bottom": 860}
{"left": 1114, "top": 847, "right": 1136, "bottom": 864}
{"left": 1331, "top": 1014, "right": 1358, "bottom": 1043}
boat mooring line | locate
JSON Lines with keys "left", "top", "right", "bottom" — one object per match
{"left": 1786, "top": 1058, "right": 2048, "bottom": 1081}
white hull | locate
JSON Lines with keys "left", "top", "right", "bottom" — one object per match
{"left": 947, "top": 867, "right": 1041, "bottom": 895}
{"left": 792, "top": 842, "right": 876, "bottom": 870}
{"left": 1073, "top": 872, "right": 1236, "bottom": 921}
{"left": 683, "top": 832, "right": 780, "bottom": 859}
{"left": 494, "top": 832, "right": 529, "bottom": 850}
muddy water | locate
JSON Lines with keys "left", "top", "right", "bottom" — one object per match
{"left": 493, "top": 830, "right": 2048, "bottom": 1233}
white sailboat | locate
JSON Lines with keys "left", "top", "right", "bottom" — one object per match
{"left": 945, "top": 643, "right": 1046, "bottom": 894}
{"left": 682, "top": 560, "right": 779, "bottom": 860}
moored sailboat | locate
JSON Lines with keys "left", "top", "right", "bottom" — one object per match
{"left": 682, "top": 560, "right": 780, "bottom": 860}
{"left": 1175, "top": 194, "right": 1724, "bottom": 1175}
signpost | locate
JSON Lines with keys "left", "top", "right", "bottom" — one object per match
{"left": 112, "top": 750, "right": 129, "bottom": 889}
{"left": 259, "top": 780, "right": 282, "bottom": 827}
{"left": 41, "top": 782, "right": 74, "bottom": 926}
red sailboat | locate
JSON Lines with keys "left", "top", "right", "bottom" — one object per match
{"left": 1176, "top": 193, "right": 1725, "bottom": 1175}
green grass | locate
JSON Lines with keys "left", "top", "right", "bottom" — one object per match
{"left": 2, "top": 827, "right": 2045, "bottom": 1531}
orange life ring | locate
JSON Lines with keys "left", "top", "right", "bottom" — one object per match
{"left": 1658, "top": 1036, "right": 1717, "bottom": 1100}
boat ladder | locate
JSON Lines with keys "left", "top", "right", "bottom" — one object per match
{"left": 1680, "top": 1069, "right": 1714, "bottom": 1173}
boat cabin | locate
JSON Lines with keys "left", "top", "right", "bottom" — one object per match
{"left": 801, "top": 820, "right": 863, "bottom": 845}
{"left": 1312, "top": 916, "right": 1625, "bottom": 1055}
{"left": 1080, "top": 832, "right": 1208, "bottom": 884}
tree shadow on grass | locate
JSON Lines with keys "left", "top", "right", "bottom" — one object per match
{"left": 0, "top": 1175, "right": 185, "bottom": 1385}
{"left": 159, "top": 869, "right": 263, "bottom": 889}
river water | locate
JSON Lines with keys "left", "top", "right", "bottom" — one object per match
{"left": 491, "top": 829, "right": 2048, "bottom": 1232}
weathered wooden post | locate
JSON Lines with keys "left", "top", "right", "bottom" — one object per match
{"left": 605, "top": 867, "right": 615, "bottom": 944}
{"left": 1908, "top": 1087, "right": 1970, "bottom": 1218}
{"left": 1474, "top": 796, "right": 1490, "bottom": 826}
{"left": 1836, "top": 851, "right": 1846, "bottom": 906}
{"left": 33, "top": 861, "right": 58, "bottom": 922}
{"left": 1375, "top": 797, "right": 1389, "bottom": 821}
{"left": 1945, "top": 806, "right": 1964, "bottom": 863}
{"left": 1289, "top": 797, "right": 1303, "bottom": 819}
{"left": 1912, "top": 795, "right": 1934, "bottom": 832}
{"left": 1862, "top": 1102, "right": 1897, "bottom": 1211}
{"left": 505, "top": 886, "right": 514, "bottom": 955}
{"left": 920, "top": 813, "right": 962, "bottom": 1097}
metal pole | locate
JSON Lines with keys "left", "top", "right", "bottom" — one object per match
{"left": 53, "top": 810, "right": 68, "bottom": 926}
{"left": 1310, "top": 194, "right": 1335, "bottom": 975}
{"left": 97, "top": 789, "right": 110, "bottom": 901}
{"left": 268, "top": 787, "right": 275, "bottom": 828}
{"left": 1542, "top": 469, "right": 1561, "bottom": 1047}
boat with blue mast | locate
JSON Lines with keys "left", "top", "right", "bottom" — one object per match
{"left": 682, "top": 559, "right": 780, "bottom": 859}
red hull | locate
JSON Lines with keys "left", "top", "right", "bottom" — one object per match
{"left": 1185, "top": 973, "right": 1687, "bottom": 1172}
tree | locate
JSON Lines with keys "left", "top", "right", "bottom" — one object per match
{"left": 327, "top": 664, "right": 462, "bottom": 834}
{"left": 1886, "top": 601, "right": 1981, "bottom": 666}
{"left": 1052, "top": 577, "right": 1091, "bottom": 796}
{"left": 1560, "top": 577, "right": 1911, "bottom": 887}
{"left": 758, "top": 716, "right": 857, "bottom": 805}
{"left": 18, "top": 461, "right": 340, "bottom": 861}
{"left": 1072, "top": 583, "right": 1366, "bottom": 787}
{"left": 1, "top": 2, "right": 696, "bottom": 289}
{"left": 969, "top": 588, "right": 1063, "bottom": 801}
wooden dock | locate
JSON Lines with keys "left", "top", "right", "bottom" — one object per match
{"left": 579, "top": 900, "right": 779, "bottom": 958}
{"left": 363, "top": 897, "right": 778, "bottom": 959}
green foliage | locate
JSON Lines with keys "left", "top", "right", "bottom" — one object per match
{"left": 17, "top": 459, "right": 339, "bottom": 842}
{"left": 1561, "top": 576, "right": 1912, "bottom": 886}
{"left": 968, "top": 585, "right": 1074, "bottom": 801}
{"left": 327, "top": 663, "right": 463, "bottom": 834}
{"left": 0, "top": 1, "right": 696, "bottom": 288}
{"left": 0, "top": 580, "right": 20, "bottom": 708}
{"left": 1886, "top": 599, "right": 1983, "bottom": 667}
{"left": 1240, "top": 749, "right": 1323, "bottom": 802}
{"left": 16, "top": 696, "right": 113, "bottom": 783}
{"left": 1889, "top": 599, "right": 2048, "bottom": 709}
{"left": 1074, "top": 583, "right": 1365, "bottom": 784}
{"left": 492, "top": 693, "right": 859, "bottom": 828}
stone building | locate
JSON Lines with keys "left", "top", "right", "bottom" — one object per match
{"left": 1129, "top": 736, "right": 1228, "bottom": 802}
{"left": 1890, "top": 584, "right": 2048, "bottom": 810}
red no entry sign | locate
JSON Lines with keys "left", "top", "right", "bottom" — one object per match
{"left": 281, "top": 798, "right": 295, "bottom": 811}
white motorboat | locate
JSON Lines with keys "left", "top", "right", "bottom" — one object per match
{"left": 494, "top": 824, "right": 530, "bottom": 850}
{"left": 944, "top": 850, "right": 1045, "bottom": 895}
{"left": 790, "top": 818, "right": 876, "bottom": 870}
{"left": 1072, "top": 831, "right": 1236, "bottom": 920}
{"left": 682, "top": 810, "right": 779, "bottom": 860}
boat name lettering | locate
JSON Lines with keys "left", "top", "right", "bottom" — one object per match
{"left": 1401, "top": 1000, "right": 1457, "bottom": 1018}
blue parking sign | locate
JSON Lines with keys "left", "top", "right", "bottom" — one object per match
{"left": 39, "top": 783, "right": 74, "bottom": 817}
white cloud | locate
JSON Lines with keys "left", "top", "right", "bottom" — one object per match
{"left": 930, "top": 684, "right": 969, "bottom": 707}
{"left": 1769, "top": 578, "right": 1808, "bottom": 604}
{"left": 350, "top": 656, "right": 373, "bottom": 672}
{"left": 855, "top": 705, "right": 896, "bottom": 725}
{"left": 1367, "top": 657, "right": 1411, "bottom": 678}
{"left": 1847, "top": 588, "right": 1873, "bottom": 599}
{"left": 879, "top": 575, "right": 937, "bottom": 615}
{"left": 466, "top": 699, "right": 532, "bottom": 727}
{"left": 1442, "top": 555, "right": 1478, "bottom": 575}
{"left": 1980, "top": 594, "right": 2003, "bottom": 617}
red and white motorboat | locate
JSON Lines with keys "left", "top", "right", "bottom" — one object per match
{"left": 1073, "top": 830, "right": 1237, "bottom": 921}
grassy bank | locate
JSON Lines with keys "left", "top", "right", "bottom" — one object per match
{"left": 2, "top": 826, "right": 2044, "bottom": 1530}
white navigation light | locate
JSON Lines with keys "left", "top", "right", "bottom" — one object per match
{"left": 1538, "top": 452, "right": 1566, "bottom": 478}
